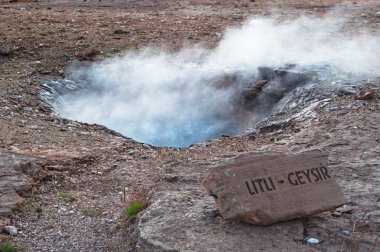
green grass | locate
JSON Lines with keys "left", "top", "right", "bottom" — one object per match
{"left": 81, "top": 208, "right": 102, "bottom": 217}
{"left": 123, "top": 198, "right": 148, "bottom": 221}
{"left": 36, "top": 207, "right": 43, "bottom": 214}
{"left": 0, "top": 242, "right": 17, "bottom": 252}
{"left": 59, "top": 192, "right": 77, "bottom": 202}
{"left": 127, "top": 238, "right": 135, "bottom": 246}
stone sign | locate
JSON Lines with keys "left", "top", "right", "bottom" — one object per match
{"left": 202, "top": 150, "right": 347, "bottom": 225}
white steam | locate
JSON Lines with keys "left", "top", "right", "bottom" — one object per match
{"left": 210, "top": 16, "right": 379, "bottom": 76}
{"left": 56, "top": 14, "right": 380, "bottom": 147}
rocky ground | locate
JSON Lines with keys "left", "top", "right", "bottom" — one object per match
{"left": 0, "top": 0, "right": 380, "bottom": 251}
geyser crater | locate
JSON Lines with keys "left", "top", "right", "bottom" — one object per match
{"left": 40, "top": 15, "right": 380, "bottom": 147}
{"left": 40, "top": 63, "right": 337, "bottom": 147}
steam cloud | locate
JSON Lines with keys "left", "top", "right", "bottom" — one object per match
{"left": 54, "top": 13, "right": 380, "bottom": 147}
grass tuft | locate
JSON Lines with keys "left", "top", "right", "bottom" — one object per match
{"left": 0, "top": 242, "right": 17, "bottom": 252}
{"left": 59, "top": 192, "right": 77, "bottom": 202}
{"left": 36, "top": 207, "right": 43, "bottom": 214}
{"left": 122, "top": 191, "right": 149, "bottom": 221}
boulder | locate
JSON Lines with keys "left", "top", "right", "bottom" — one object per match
{"left": 240, "top": 65, "right": 313, "bottom": 120}
{"left": 203, "top": 150, "right": 347, "bottom": 225}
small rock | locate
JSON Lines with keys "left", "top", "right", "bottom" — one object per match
{"left": 128, "top": 150, "right": 137, "bottom": 155}
{"left": 59, "top": 207, "right": 67, "bottom": 213}
{"left": 331, "top": 211, "right": 342, "bottom": 217}
{"left": 3, "top": 225, "right": 18, "bottom": 235}
{"left": 341, "top": 230, "right": 350, "bottom": 236}
{"left": 0, "top": 48, "right": 12, "bottom": 56}
{"left": 331, "top": 204, "right": 354, "bottom": 217}
{"left": 9, "top": 146, "right": 21, "bottom": 152}
{"left": 16, "top": 120, "right": 27, "bottom": 127}
{"left": 69, "top": 177, "right": 78, "bottom": 184}
{"left": 335, "top": 205, "right": 354, "bottom": 214}
{"left": 354, "top": 88, "right": 376, "bottom": 100}
{"left": 306, "top": 237, "right": 319, "bottom": 245}
{"left": 39, "top": 69, "right": 52, "bottom": 75}
{"left": 163, "top": 174, "right": 178, "bottom": 182}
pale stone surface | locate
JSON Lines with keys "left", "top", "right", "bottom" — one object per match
{"left": 137, "top": 188, "right": 319, "bottom": 252}
{"left": 3, "top": 225, "right": 18, "bottom": 235}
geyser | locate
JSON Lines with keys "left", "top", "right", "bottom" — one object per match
{"left": 41, "top": 14, "right": 380, "bottom": 147}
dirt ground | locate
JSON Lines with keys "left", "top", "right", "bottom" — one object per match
{"left": 0, "top": 0, "right": 379, "bottom": 251}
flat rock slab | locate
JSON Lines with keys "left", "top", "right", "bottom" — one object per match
{"left": 137, "top": 188, "right": 319, "bottom": 252}
{"left": 0, "top": 150, "right": 36, "bottom": 219}
{"left": 0, "top": 148, "right": 94, "bottom": 226}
